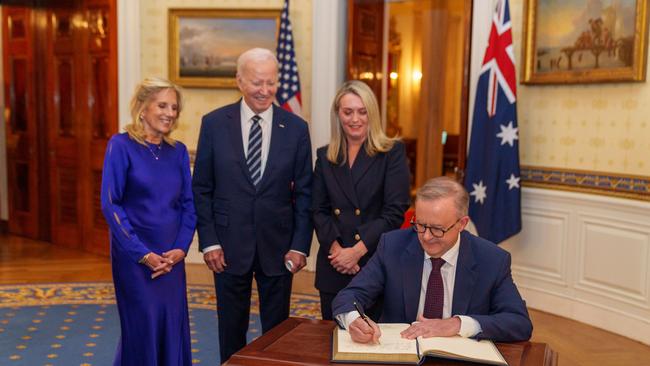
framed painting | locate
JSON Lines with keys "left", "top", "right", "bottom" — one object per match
{"left": 521, "top": 0, "right": 649, "bottom": 84}
{"left": 168, "top": 9, "right": 280, "bottom": 88}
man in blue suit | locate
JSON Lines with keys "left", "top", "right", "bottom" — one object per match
{"left": 192, "top": 48, "right": 313, "bottom": 364}
{"left": 332, "top": 177, "right": 532, "bottom": 344}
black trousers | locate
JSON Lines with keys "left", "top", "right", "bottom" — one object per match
{"left": 214, "top": 255, "right": 292, "bottom": 364}
{"left": 319, "top": 290, "right": 383, "bottom": 322}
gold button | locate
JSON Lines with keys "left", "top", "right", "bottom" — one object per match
{"left": 354, "top": 234, "right": 361, "bottom": 241}
{"left": 334, "top": 208, "right": 341, "bottom": 216}
{"left": 355, "top": 208, "right": 361, "bottom": 216}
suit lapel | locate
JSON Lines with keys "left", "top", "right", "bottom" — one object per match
{"left": 402, "top": 233, "right": 424, "bottom": 322}
{"left": 451, "top": 231, "right": 478, "bottom": 315}
{"left": 226, "top": 101, "right": 255, "bottom": 187}
{"left": 331, "top": 158, "right": 360, "bottom": 208}
{"left": 258, "top": 105, "right": 284, "bottom": 189}
{"left": 350, "top": 146, "right": 376, "bottom": 185}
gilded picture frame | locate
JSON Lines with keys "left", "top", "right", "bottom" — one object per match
{"left": 521, "top": 0, "right": 649, "bottom": 84}
{"left": 168, "top": 8, "right": 280, "bottom": 88}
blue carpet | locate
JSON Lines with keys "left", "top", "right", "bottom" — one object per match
{"left": 0, "top": 283, "right": 321, "bottom": 365}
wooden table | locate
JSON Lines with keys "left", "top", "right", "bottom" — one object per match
{"left": 226, "top": 317, "right": 557, "bottom": 366}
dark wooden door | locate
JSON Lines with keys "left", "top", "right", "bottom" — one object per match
{"left": 47, "top": 6, "right": 83, "bottom": 248}
{"left": 347, "top": 0, "right": 384, "bottom": 101}
{"left": 82, "top": 0, "right": 117, "bottom": 255}
{"left": 2, "top": 6, "right": 40, "bottom": 239}
{"left": 3, "top": 0, "right": 116, "bottom": 255}
{"left": 46, "top": 0, "right": 117, "bottom": 255}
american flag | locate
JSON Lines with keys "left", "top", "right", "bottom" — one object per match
{"left": 276, "top": 0, "right": 302, "bottom": 117}
{"left": 464, "top": 0, "right": 521, "bottom": 244}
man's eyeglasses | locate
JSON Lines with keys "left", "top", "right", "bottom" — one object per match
{"left": 410, "top": 217, "right": 462, "bottom": 238}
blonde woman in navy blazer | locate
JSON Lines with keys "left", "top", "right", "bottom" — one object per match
{"left": 313, "top": 80, "right": 411, "bottom": 320}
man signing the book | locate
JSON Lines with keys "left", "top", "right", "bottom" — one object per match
{"left": 332, "top": 177, "right": 533, "bottom": 344}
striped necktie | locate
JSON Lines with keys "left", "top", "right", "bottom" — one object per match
{"left": 247, "top": 115, "right": 263, "bottom": 187}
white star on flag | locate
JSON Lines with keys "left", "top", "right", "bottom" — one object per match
{"left": 496, "top": 121, "right": 519, "bottom": 146}
{"left": 470, "top": 181, "right": 487, "bottom": 204}
{"left": 505, "top": 174, "right": 520, "bottom": 190}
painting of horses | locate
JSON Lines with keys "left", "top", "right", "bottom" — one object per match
{"left": 521, "top": 0, "right": 648, "bottom": 83}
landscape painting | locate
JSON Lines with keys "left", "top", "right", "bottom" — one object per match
{"left": 169, "top": 9, "right": 279, "bottom": 88}
{"left": 521, "top": 0, "right": 648, "bottom": 83}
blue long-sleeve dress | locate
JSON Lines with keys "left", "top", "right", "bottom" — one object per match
{"left": 101, "top": 132, "right": 197, "bottom": 366}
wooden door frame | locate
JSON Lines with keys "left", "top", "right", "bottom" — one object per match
{"left": 457, "top": 0, "right": 473, "bottom": 180}
{"left": 3, "top": 6, "right": 43, "bottom": 239}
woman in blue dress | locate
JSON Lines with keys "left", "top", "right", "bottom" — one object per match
{"left": 101, "top": 77, "right": 196, "bottom": 366}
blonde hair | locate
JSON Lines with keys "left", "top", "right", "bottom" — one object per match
{"left": 327, "top": 80, "right": 399, "bottom": 164}
{"left": 124, "top": 77, "right": 183, "bottom": 146}
{"left": 416, "top": 177, "right": 469, "bottom": 217}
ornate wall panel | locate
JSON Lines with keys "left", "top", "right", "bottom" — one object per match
{"left": 577, "top": 215, "right": 649, "bottom": 307}
{"left": 508, "top": 208, "right": 569, "bottom": 287}
{"left": 57, "top": 166, "right": 78, "bottom": 224}
{"left": 502, "top": 187, "right": 650, "bottom": 345}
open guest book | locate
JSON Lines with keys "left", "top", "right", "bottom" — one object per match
{"left": 331, "top": 323, "right": 508, "bottom": 365}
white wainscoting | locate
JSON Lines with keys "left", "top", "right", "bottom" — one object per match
{"left": 502, "top": 187, "right": 650, "bottom": 345}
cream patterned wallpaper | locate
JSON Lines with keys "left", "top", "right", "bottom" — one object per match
{"left": 510, "top": 0, "right": 650, "bottom": 177}
{"left": 139, "top": 0, "right": 313, "bottom": 149}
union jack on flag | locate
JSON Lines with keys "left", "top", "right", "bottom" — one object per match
{"left": 464, "top": 0, "right": 521, "bottom": 244}
{"left": 276, "top": 0, "right": 302, "bottom": 117}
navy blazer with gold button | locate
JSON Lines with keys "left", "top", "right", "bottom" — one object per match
{"left": 313, "top": 141, "right": 410, "bottom": 293}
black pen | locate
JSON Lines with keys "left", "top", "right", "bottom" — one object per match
{"left": 353, "top": 301, "right": 370, "bottom": 326}
{"left": 353, "top": 301, "right": 380, "bottom": 344}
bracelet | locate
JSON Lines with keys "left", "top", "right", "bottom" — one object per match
{"left": 139, "top": 253, "right": 151, "bottom": 265}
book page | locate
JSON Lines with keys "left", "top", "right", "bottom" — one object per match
{"left": 336, "top": 324, "right": 417, "bottom": 355}
{"left": 418, "top": 336, "right": 507, "bottom": 364}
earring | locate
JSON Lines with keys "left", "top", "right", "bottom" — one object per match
{"left": 139, "top": 114, "right": 144, "bottom": 121}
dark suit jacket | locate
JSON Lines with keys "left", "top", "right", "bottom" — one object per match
{"left": 332, "top": 229, "right": 533, "bottom": 342}
{"left": 313, "top": 142, "right": 410, "bottom": 293}
{"left": 192, "top": 101, "right": 313, "bottom": 276}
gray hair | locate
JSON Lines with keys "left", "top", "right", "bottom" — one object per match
{"left": 415, "top": 177, "right": 469, "bottom": 217}
{"left": 236, "top": 48, "right": 278, "bottom": 75}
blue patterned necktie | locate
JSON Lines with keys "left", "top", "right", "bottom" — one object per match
{"left": 246, "top": 115, "right": 263, "bottom": 187}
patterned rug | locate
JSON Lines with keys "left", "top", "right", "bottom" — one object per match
{"left": 0, "top": 283, "right": 321, "bottom": 365}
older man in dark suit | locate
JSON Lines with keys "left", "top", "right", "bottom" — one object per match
{"left": 332, "top": 176, "right": 532, "bottom": 344}
{"left": 192, "top": 48, "right": 313, "bottom": 364}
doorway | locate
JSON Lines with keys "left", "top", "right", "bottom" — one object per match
{"left": 2, "top": 0, "right": 117, "bottom": 255}
{"left": 348, "top": 0, "right": 473, "bottom": 192}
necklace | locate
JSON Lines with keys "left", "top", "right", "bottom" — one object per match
{"left": 145, "top": 141, "right": 162, "bottom": 160}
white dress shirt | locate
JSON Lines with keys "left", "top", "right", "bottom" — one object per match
{"left": 202, "top": 100, "right": 305, "bottom": 257}
{"left": 202, "top": 100, "right": 273, "bottom": 254}
{"left": 240, "top": 100, "right": 273, "bottom": 178}
{"left": 338, "top": 234, "right": 482, "bottom": 338}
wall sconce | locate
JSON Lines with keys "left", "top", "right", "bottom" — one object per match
{"left": 359, "top": 71, "right": 375, "bottom": 80}
{"left": 412, "top": 70, "right": 422, "bottom": 81}
{"left": 389, "top": 72, "right": 399, "bottom": 80}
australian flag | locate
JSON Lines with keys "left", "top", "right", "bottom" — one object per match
{"left": 464, "top": 0, "right": 521, "bottom": 244}
{"left": 276, "top": 0, "right": 303, "bottom": 117}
